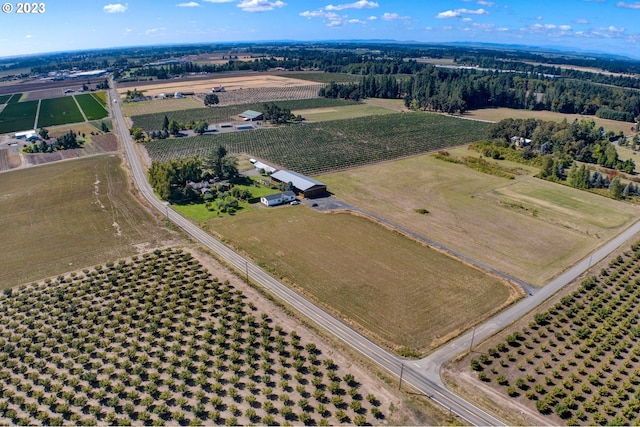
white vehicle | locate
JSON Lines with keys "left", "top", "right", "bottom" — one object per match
{"left": 290, "top": 200, "right": 300, "bottom": 205}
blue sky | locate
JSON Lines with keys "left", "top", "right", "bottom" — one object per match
{"left": 1, "top": 0, "right": 640, "bottom": 59}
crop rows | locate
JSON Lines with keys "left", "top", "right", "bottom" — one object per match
{"left": 470, "top": 242, "right": 640, "bottom": 425}
{"left": 38, "top": 97, "right": 84, "bottom": 127}
{"left": 74, "top": 94, "right": 108, "bottom": 121}
{"left": 0, "top": 247, "right": 383, "bottom": 426}
{"left": 144, "top": 112, "right": 492, "bottom": 175}
{"left": 7, "top": 94, "right": 22, "bottom": 104}
{"left": 131, "top": 98, "right": 360, "bottom": 132}
{"left": 0, "top": 100, "right": 37, "bottom": 134}
{"left": 0, "top": 95, "right": 11, "bottom": 104}
{"left": 198, "top": 85, "right": 325, "bottom": 107}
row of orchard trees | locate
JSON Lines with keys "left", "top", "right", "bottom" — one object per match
{"left": 148, "top": 145, "right": 238, "bottom": 203}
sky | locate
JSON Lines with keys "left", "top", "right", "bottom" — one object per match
{"left": 1, "top": 0, "right": 640, "bottom": 59}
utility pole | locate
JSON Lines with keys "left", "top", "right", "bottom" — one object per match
{"left": 398, "top": 362, "right": 404, "bottom": 390}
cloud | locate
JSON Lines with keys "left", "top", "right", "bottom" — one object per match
{"left": 325, "top": 0, "right": 378, "bottom": 11}
{"left": 608, "top": 25, "right": 625, "bottom": 33}
{"left": 178, "top": 1, "right": 200, "bottom": 6}
{"left": 367, "top": 15, "right": 377, "bottom": 20}
{"left": 145, "top": 27, "right": 166, "bottom": 35}
{"left": 381, "top": 12, "right": 409, "bottom": 21}
{"left": 472, "top": 23, "right": 495, "bottom": 30}
{"left": 104, "top": 3, "right": 127, "bottom": 13}
{"left": 617, "top": 1, "right": 640, "bottom": 8}
{"left": 300, "top": 9, "right": 343, "bottom": 26}
{"left": 202, "top": 0, "right": 234, "bottom": 2}
{"left": 477, "top": 0, "right": 496, "bottom": 6}
{"left": 124, "top": 28, "right": 133, "bottom": 33}
{"left": 348, "top": 18, "right": 366, "bottom": 24}
{"left": 25, "top": 34, "right": 32, "bottom": 39}
{"left": 574, "top": 18, "right": 588, "bottom": 24}
{"left": 237, "top": 0, "right": 286, "bottom": 12}
{"left": 436, "top": 8, "right": 488, "bottom": 18}
{"left": 436, "top": 10, "right": 461, "bottom": 18}
{"left": 300, "top": 10, "right": 324, "bottom": 18}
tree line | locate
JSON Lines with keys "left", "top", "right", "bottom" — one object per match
{"left": 478, "top": 118, "right": 637, "bottom": 200}
{"left": 148, "top": 146, "right": 239, "bottom": 203}
{"left": 320, "top": 66, "right": 640, "bottom": 120}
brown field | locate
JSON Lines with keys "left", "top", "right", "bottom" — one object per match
{"left": 120, "top": 97, "right": 203, "bottom": 116}
{"left": 0, "top": 148, "right": 21, "bottom": 171}
{"left": 0, "top": 155, "right": 175, "bottom": 288}
{"left": 211, "top": 206, "right": 518, "bottom": 353}
{"left": 318, "top": 150, "right": 640, "bottom": 287}
{"left": 462, "top": 107, "right": 637, "bottom": 135}
{"left": 116, "top": 75, "right": 318, "bottom": 98}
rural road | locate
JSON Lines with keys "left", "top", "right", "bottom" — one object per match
{"left": 109, "top": 78, "right": 640, "bottom": 426}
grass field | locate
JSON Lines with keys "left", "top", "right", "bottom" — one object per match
{"left": 0, "top": 100, "right": 37, "bottom": 133}
{"left": 131, "top": 98, "right": 360, "bottom": 131}
{"left": 0, "top": 155, "right": 173, "bottom": 288}
{"left": 74, "top": 93, "right": 109, "bottom": 120}
{"left": 144, "top": 112, "right": 492, "bottom": 175}
{"left": 212, "top": 207, "right": 517, "bottom": 352}
{"left": 0, "top": 94, "right": 11, "bottom": 104}
{"left": 614, "top": 143, "right": 639, "bottom": 173}
{"left": 37, "top": 96, "right": 84, "bottom": 127}
{"left": 463, "top": 107, "right": 637, "bottom": 135}
{"left": 318, "top": 151, "right": 640, "bottom": 286}
{"left": 92, "top": 90, "right": 107, "bottom": 106}
{"left": 291, "top": 104, "right": 396, "bottom": 122}
{"left": 121, "top": 97, "right": 204, "bottom": 116}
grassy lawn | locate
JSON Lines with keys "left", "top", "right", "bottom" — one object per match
{"left": 212, "top": 207, "right": 517, "bottom": 353}
{"left": 172, "top": 179, "right": 280, "bottom": 222}
{"left": 615, "top": 143, "right": 639, "bottom": 173}
{"left": 38, "top": 96, "right": 84, "bottom": 127}
{"left": 463, "top": 107, "right": 637, "bottom": 135}
{"left": 0, "top": 155, "right": 173, "bottom": 288}
{"left": 291, "top": 104, "right": 396, "bottom": 122}
{"left": 318, "top": 152, "right": 640, "bottom": 287}
{"left": 74, "top": 93, "right": 108, "bottom": 120}
{"left": 0, "top": 100, "right": 37, "bottom": 133}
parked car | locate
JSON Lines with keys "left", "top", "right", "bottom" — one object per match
{"left": 290, "top": 200, "right": 300, "bottom": 205}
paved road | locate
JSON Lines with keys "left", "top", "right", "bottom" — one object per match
{"left": 110, "top": 77, "right": 640, "bottom": 426}
{"left": 109, "top": 80, "right": 506, "bottom": 426}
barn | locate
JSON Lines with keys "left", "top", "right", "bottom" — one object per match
{"left": 270, "top": 170, "right": 327, "bottom": 198}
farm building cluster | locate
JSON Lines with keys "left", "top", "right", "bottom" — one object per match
{"left": 250, "top": 160, "right": 327, "bottom": 206}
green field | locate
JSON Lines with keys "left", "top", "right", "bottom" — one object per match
{"left": 144, "top": 112, "right": 491, "bottom": 175}
{"left": 131, "top": 98, "right": 360, "bottom": 131}
{"left": 7, "top": 93, "right": 22, "bottom": 104}
{"left": 75, "top": 93, "right": 109, "bottom": 120}
{"left": 0, "top": 94, "right": 11, "bottom": 104}
{"left": 291, "top": 103, "right": 396, "bottom": 122}
{"left": 213, "top": 206, "right": 517, "bottom": 352}
{"left": 318, "top": 151, "right": 640, "bottom": 286}
{"left": 37, "top": 96, "right": 84, "bottom": 127}
{"left": 0, "top": 100, "right": 37, "bottom": 133}
{"left": 0, "top": 155, "right": 173, "bottom": 288}
{"left": 92, "top": 90, "right": 107, "bottom": 106}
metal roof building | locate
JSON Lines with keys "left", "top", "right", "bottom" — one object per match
{"left": 270, "top": 170, "right": 327, "bottom": 198}
{"left": 239, "top": 110, "right": 263, "bottom": 121}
